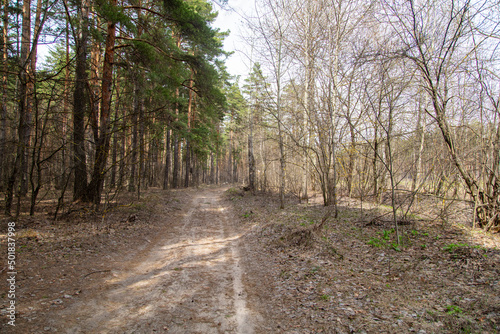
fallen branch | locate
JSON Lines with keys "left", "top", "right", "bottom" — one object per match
{"left": 312, "top": 209, "right": 333, "bottom": 233}
{"left": 82, "top": 270, "right": 111, "bottom": 278}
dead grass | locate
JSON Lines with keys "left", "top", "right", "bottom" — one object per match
{"left": 1, "top": 185, "right": 498, "bottom": 333}
{"left": 227, "top": 187, "right": 500, "bottom": 333}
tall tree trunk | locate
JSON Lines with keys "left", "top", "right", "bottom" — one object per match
{"left": 193, "top": 152, "right": 199, "bottom": 187}
{"left": 216, "top": 145, "right": 219, "bottom": 184}
{"left": 5, "top": 0, "right": 31, "bottom": 215}
{"left": 18, "top": 0, "right": 36, "bottom": 198}
{"left": 172, "top": 85, "right": 180, "bottom": 188}
{"left": 373, "top": 123, "right": 379, "bottom": 201}
{"left": 184, "top": 139, "right": 190, "bottom": 187}
{"left": 87, "top": 0, "right": 117, "bottom": 205}
{"left": 172, "top": 133, "right": 180, "bottom": 188}
{"left": 411, "top": 102, "right": 426, "bottom": 192}
{"left": 163, "top": 127, "right": 171, "bottom": 189}
{"left": 110, "top": 104, "right": 119, "bottom": 188}
{"left": 110, "top": 123, "right": 118, "bottom": 188}
{"left": 88, "top": 11, "right": 101, "bottom": 146}
{"left": 26, "top": 0, "right": 46, "bottom": 214}
{"left": 248, "top": 106, "right": 255, "bottom": 192}
{"left": 72, "top": 0, "right": 90, "bottom": 201}
{"left": 347, "top": 124, "right": 355, "bottom": 197}
{"left": 216, "top": 126, "right": 220, "bottom": 184}
{"left": 138, "top": 96, "right": 145, "bottom": 195}
{"left": 0, "top": 0, "right": 8, "bottom": 192}
{"left": 302, "top": 14, "right": 312, "bottom": 202}
{"left": 21, "top": 0, "right": 43, "bottom": 198}
{"left": 118, "top": 104, "right": 126, "bottom": 189}
{"left": 184, "top": 76, "right": 193, "bottom": 188}
{"left": 18, "top": 0, "right": 32, "bottom": 200}
{"left": 230, "top": 126, "right": 237, "bottom": 183}
{"left": 278, "top": 127, "right": 285, "bottom": 209}
{"left": 228, "top": 128, "right": 232, "bottom": 182}
{"left": 330, "top": 136, "right": 338, "bottom": 217}
{"left": 128, "top": 75, "right": 139, "bottom": 192}
{"left": 232, "top": 152, "right": 238, "bottom": 183}
{"left": 58, "top": 19, "right": 70, "bottom": 190}
{"left": 109, "top": 70, "right": 122, "bottom": 189}
{"left": 302, "top": 91, "right": 309, "bottom": 202}
{"left": 276, "top": 65, "right": 285, "bottom": 209}
{"left": 210, "top": 151, "right": 215, "bottom": 184}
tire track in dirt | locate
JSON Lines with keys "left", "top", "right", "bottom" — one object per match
{"left": 50, "top": 187, "right": 256, "bottom": 333}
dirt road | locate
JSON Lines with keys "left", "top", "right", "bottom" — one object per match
{"left": 50, "top": 187, "right": 258, "bottom": 333}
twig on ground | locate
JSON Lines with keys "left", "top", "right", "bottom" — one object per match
{"left": 82, "top": 270, "right": 111, "bottom": 278}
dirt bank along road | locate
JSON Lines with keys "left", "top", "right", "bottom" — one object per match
{"left": 49, "top": 187, "right": 259, "bottom": 333}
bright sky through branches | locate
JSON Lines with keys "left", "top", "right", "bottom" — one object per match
{"left": 213, "top": 0, "right": 255, "bottom": 81}
{"left": 38, "top": 1, "right": 255, "bottom": 81}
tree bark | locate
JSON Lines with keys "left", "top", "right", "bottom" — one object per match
{"left": 184, "top": 74, "right": 193, "bottom": 188}
{"left": 163, "top": 127, "right": 171, "bottom": 189}
{"left": 172, "top": 85, "right": 180, "bottom": 188}
{"left": 72, "top": 0, "right": 90, "bottom": 201}
{"left": 86, "top": 0, "right": 117, "bottom": 205}
{"left": 5, "top": 0, "right": 31, "bottom": 215}
{"left": 0, "top": 0, "right": 8, "bottom": 192}
{"left": 411, "top": 101, "right": 425, "bottom": 192}
{"left": 139, "top": 93, "right": 145, "bottom": 195}
{"left": 128, "top": 76, "right": 139, "bottom": 192}
{"left": 248, "top": 105, "right": 255, "bottom": 192}
{"left": 347, "top": 123, "right": 356, "bottom": 197}
{"left": 210, "top": 151, "right": 215, "bottom": 184}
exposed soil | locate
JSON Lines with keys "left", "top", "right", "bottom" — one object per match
{"left": 1, "top": 186, "right": 499, "bottom": 333}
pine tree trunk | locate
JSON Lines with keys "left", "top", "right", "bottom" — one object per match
{"left": 18, "top": 0, "right": 32, "bottom": 199}
{"left": 72, "top": 0, "right": 89, "bottom": 201}
{"left": 109, "top": 70, "right": 121, "bottom": 189}
{"left": 210, "top": 151, "right": 214, "bottom": 184}
{"left": 172, "top": 85, "right": 181, "bottom": 188}
{"left": 87, "top": 0, "right": 117, "bottom": 205}
{"left": 0, "top": 0, "right": 8, "bottom": 192}
{"left": 184, "top": 78, "right": 193, "bottom": 188}
{"left": 110, "top": 117, "right": 118, "bottom": 188}
{"left": 118, "top": 105, "right": 126, "bottom": 189}
{"left": 58, "top": 19, "right": 70, "bottom": 190}
{"left": 184, "top": 139, "right": 190, "bottom": 187}
{"left": 139, "top": 97, "right": 145, "bottom": 193}
{"left": 26, "top": 0, "right": 46, "bottom": 214}
{"left": 172, "top": 134, "right": 180, "bottom": 188}
{"left": 128, "top": 76, "right": 139, "bottom": 192}
{"left": 5, "top": 0, "right": 31, "bottom": 214}
{"left": 163, "top": 127, "right": 171, "bottom": 189}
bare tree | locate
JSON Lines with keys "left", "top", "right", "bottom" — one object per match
{"left": 385, "top": 0, "right": 499, "bottom": 230}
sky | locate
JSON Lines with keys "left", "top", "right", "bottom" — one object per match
{"left": 212, "top": 0, "right": 255, "bottom": 81}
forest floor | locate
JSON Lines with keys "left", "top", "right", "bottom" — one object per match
{"left": 1, "top": 185, "right": 499, "bottom": 333}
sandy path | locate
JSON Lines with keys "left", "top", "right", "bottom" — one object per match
{"left": 51, "top": 187, "right": 256, "bottom": 333}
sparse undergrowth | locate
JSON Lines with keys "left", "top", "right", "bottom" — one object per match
{"left": 226, "top": 187, "right": 500, "bottom": 334}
